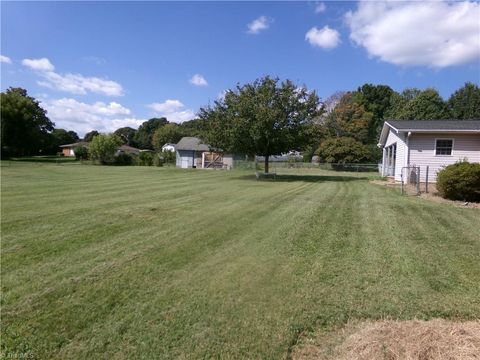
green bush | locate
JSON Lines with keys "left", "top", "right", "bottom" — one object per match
{"left": 153, "top": 153, "right": 164, "bottom": 167}
{"left": 161, "top": 150, "right": 176, "bottom": 165}
{"left": 316, "top": 137, "right": 375, "bottom": 164}
{"left": 436, "top": 161, "right": 480, "bottom": 201}
{"left": 73, "top": 146, "right": 89, "bottom": 160}
{"left": 89, "top": 134, "right": 122, "bottom": 165}
{"left": 114, "top": 153, "right": 134, "bottom": 166}
{"left": 138, "top": 151, "right": 154, "bottom": 166}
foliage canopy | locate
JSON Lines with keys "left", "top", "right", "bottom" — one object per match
{"left": 134, "top": 118, "right": 168, "bottom": 149}
{"left": 1, "top": 87, "right": 54, "bottom": 157}
{"left": 152, "top": 124, "right": 184, "bottom": 150}
{"left": 447, "top": 82, "right": 480, "bottom": 120}
{"left": 88, "top": 134, "right": 122, "bottom": 165}
{"left": 200, "top": 76, "right": 321, "bottom": 172}
{"left": 316, "top": 137, "right": 376, "bottom": 164}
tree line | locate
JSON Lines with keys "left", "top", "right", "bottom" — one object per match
{"left": 1, "top": 81, "right": 479, "bottom": 167}
{"left": 199, "top": 79, "right": 480, "bottom": 169}
{"left": 0, "top": 87, "right": 205, "bottom": 158}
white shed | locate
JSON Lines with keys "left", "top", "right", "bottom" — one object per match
{"left": 175, "top": 137, "right": 210, "bottom": 168}
{"left": 175, "top": 137, "right": 243, "bottom": 169}
{"left": 378, "top": 120, "right": 480, "bottom": 182}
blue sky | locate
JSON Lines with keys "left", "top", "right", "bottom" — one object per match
{"left": 1, "top": 1, "right": 479, "bottom": 136}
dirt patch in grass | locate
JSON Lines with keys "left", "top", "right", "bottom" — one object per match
{"left": 370, "top": 180, "right": 480, "bottom": 209}
{"left": 369, "top": 179, "right": 399, "bottom": 189}
{"left": 292, "top": 319, "right": 480, "bottom": 360}
{"left": 417, "top": 183, "right": 479, "bottom": 208}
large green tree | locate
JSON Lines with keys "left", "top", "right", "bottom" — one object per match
{"left": 134, "top": 118, "right": 168, "bottom": 149}
{"left": 52, "top": 129, "right": 79, "bottom": 145}
{"left": 386, "top": 88, "right": 449, "bottom": 120}
{"left": 151, "top": 123, "right": 184, "bottom": 150}
{"left": 84, "top": 130, "right": 99, "bottom": 142}
{"left": 1, "top": 87, "right": 55, "bottom": 157}
{"left": 114, "top": 127, "right": 138, "bottom": 147}
{"left": 353, "top": 84, "right": 395, "bottom": 141}
{"left": 200, "top": 76, "right": 321, "bottom": 173}
{"left": 178, "top": 118, "right": 208, "bottom": 138}
{"left": 447, "top": 82, "right": 480, "bottom": 119}
{"left": 324, "top": 93, "right": 373, "bottom": 144}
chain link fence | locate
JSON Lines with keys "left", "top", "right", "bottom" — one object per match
{"left": 233, "top": 159, "right": 380, "bottom": 173}
{"left": 400, "top": 165, "right": 432, "bottom": 196}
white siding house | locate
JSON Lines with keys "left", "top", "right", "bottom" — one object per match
{"left": 162, "top": 143, "right": 176, "bottom": 152}
{"left": 378, "top": 120, "right": 480, "bottom": 182}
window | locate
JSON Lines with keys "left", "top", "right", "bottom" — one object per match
{"left": 435, "top": 139, "right": 453, "bottom": 156}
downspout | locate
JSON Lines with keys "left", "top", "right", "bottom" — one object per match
{"left": 406, "top": 132, "right": 411, "bottom": 167}
{"left": 404, "top": 132, "right": 411, "bottom": 184}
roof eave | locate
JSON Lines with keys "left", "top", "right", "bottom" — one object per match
{"left": 396, "top": 129, "right": 480, "bottom": 133}
{"left": 378, "top": 121, "right": 398, "bottom": 147}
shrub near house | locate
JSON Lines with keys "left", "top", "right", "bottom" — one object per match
{"left": 436, "top": 161, "right": 480, "bottom": 202}
{"left": 89, "top": 134, "right": 122, "bottom": 165}
{"left": 73, "top": 146, "right": 89, "bottom": 160}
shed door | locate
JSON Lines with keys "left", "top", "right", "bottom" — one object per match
{"left": 181, "top": 159, "right": 189, "bottom": 168}
{"left": 203, "top": 152, "right": 224, "bottom": 168}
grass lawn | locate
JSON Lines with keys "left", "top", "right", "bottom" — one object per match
{"left": 1, "top": 163, "right": 479, "bottom": 359}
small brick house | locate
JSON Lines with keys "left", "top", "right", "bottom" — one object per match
{"left": 59, "top": 142, "right": 90, "bottom": 157}
{"left": 60, "top": 142, "right": 141, "bottom": 157}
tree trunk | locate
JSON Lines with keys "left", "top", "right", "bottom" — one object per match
{"left": 264, "top": 155, "right": 269, "bottom": 173}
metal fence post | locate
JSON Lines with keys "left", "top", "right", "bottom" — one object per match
{"left": 401, "top": 170, "right": 404, "bottom": 195}
{"left": 416, "top": 167, "right": 420, "bottom": 195}
{"left": 425, "top": 166, "right": 429, "bottom": 193}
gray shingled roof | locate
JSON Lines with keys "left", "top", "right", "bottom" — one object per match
{"left": 118, "top": 145, "right": 141, "bottom": 153}
{"left": 386, "top": 120, "right": 480, "bottom": 131}
{"left": 175, "top": 137, "right": 210, "bottom": 151}
{"left": 59, "top": 141, "right": 90, "bottom": 148}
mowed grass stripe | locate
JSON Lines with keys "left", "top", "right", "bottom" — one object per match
{"left": 1, "top": 164, "right": 479, "bottom": 359}
{"left": 1, "top": 168, "right": 227, "bottom": 214}
{"left": 2, "top": 169, "right": 314, "bottom": 307}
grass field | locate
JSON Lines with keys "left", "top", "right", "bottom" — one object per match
{"left": 1, "top": 163, "right": 479, "bottom": 359}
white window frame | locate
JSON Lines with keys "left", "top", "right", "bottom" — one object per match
{"left": 434, "top": 138, "right": 454, "bottom": 156}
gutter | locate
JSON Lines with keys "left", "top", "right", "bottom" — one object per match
{"left": 405, "top": 131, "right": 411, "bottom": 167}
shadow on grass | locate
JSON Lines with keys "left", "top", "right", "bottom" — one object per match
{"left": 9, "top": 156, "right": 77, "bottom": 163}
{"left": 233, "top": 173, "right": 369, "bottom": 183}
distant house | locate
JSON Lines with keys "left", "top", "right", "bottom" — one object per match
{"left": 59, "top": 142, "right": 89, "bottom": 157}
{"left": 175, "top": 137, "right": 243, "bottom": 169}
{"left": 378, "top": 120, "right": 480, "bottom": 182}
{"left": 162, "top": 143, "right": 176, "bottom": 152}
{"left": 60, "top": 142, "right": 141, "bottom": 157}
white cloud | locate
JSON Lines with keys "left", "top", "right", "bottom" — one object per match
{"left": 345, "top": 1, "right": 480, "bottom": 68}
{"left": 305, "top": 26, "right": 341, "bottom": 49}
{"left": 189, "top": 74, "right": 208, "bottom": 87}
{"left": 315, "top": 2, "right": 326, "bottom": 14}
{"left": 41, "top": 98, "right": 142, "bottom": 136}
{"left": 0, "top": 55, "right": 12, "bottom": 64}
{"left": 247, "top": 16, "right": 271, "bottom": 34}
{"left": 148, "top": 99, "right": 184, "bottom": 113}
{"left": 22, "top": 58, "right": 55, "bottom": 71}
{"left": 22, "top": 57, "right": 124, "bottom": 96}
{"left": 148, "top": 99, "right": 195, "bottom": 123}
{"left": 37, "top": 72, "right": 124, "bottom": 96}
